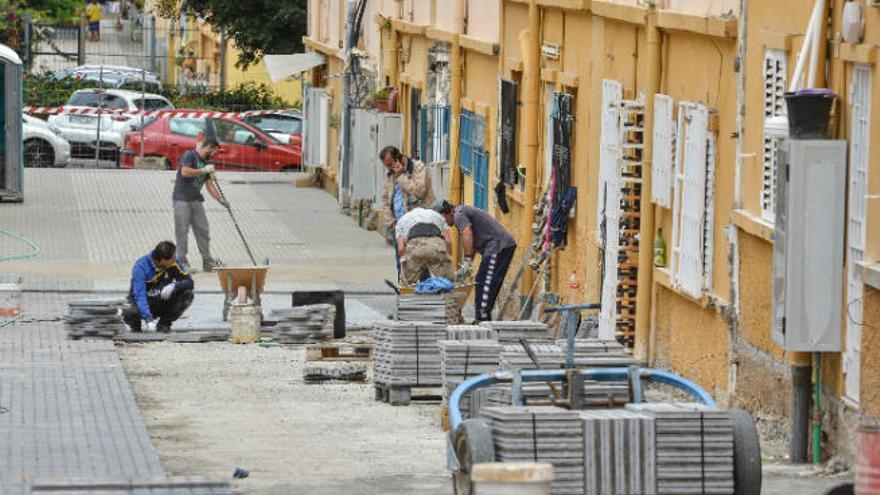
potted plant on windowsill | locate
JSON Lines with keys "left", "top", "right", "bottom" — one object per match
{"left": 373, "top": 88, "right": 392, "bottom": 112}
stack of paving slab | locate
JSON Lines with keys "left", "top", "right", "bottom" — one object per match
{"left": 373, "top": 321, "right": 447, "bottom": 387}
{"left": 480, "top": 320, "right": 551, "bottom": 342}
{"left": 580, "top": 409, "right": 657, "bottom": 495}
{"left": 396, "top": 294, "right": 447, "bottom": 323}
{"left": 626, "top": 403, "right": 734, "bottom": 495}
{"left": 500, "top": 340, "right": 636, "bottom": 370}
{"left": 271, "top": 304, "right": 335, "bottom": 344}
{"left": 440, "top": 340, "right": 503, "bottom": 417}
{"left": 470, "top": 380, "right": 632, "bottom": 417}
{"left": 483, "top": 405, "right": 585, "bottom": 495}
{"left": 65, "top": 298, "right": 127, "bottom": 339}
{"left": 446, "top": 324, "right": 496, "bottom": 341}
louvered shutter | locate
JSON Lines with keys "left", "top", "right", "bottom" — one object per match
{"left": 500, "top": 80, "right": 518, "bottom": 185}
{"left": 762, "top": 49, "right": 788, "bottom": 222}
{"left": 704, "top": 133, "right": 717, "bottom": 292}
{"left": 552, "top": 92, "right": 574, "bottom": 206}
{"left": 652, "top": 94, "right": 675, "bottom": 208}
{"left": 845, "top": 65, "right": 872, "bottom": 403}
{"left": 671, "top": 103, "right": 708, "bottom": 299}
{"left": 597, "top": 80, "right": 622, "bottom": 235}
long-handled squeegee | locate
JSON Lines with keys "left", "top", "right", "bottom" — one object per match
{"left": 210, "top": 175, "right": 258, "bottom": 266}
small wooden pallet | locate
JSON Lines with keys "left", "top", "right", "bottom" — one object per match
{"left": 374, "top": 383, "right": 442, "bottom": 406}
{"left": 306, "top": 341, "right": 373, "bottom": 362}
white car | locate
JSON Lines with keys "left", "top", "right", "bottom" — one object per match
{"left": 47, "top": 88, "right": 174, "bottom": 163}
{"left": 23, "top": 114, "right": 70, "bottom": 168}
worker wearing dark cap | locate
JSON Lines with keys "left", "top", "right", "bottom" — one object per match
{"left": 433, "top": 200, "right": 517, "bottom": 322}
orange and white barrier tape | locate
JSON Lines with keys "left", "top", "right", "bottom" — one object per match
{"left": 23, "top": 106, "right": 295, "bottom": 119}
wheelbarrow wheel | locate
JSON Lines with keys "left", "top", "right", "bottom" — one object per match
{"left": 730, "top": 408, "right": 762, "bottom": 495}
{"left": 452, "top": 419, "right": 495, "bottom": 495}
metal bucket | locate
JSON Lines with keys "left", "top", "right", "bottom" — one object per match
{"left": 229, "top": 303, "right": 261, "bottom": 344}
{"left": 857, "top": 424, "right": 880, "bottom": 495}
{"left": 0, "top": 282, "right": 21, "bottom": 317}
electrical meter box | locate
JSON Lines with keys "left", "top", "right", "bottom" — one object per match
{"left": 350, "top": 110, "right": 403, "bottom": 205}
{"left": 771, "top": 139, "right": 846, "bottom": 351}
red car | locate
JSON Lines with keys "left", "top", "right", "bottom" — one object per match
{"left": 120, "top": 112, "right": 301, "bottom": 171}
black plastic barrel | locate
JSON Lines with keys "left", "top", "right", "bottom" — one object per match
{"left": 784, "top": 89, "right": 836, "bottom": 139}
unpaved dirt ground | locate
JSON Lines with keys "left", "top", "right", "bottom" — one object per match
{"left": 119, "top": 341, "right": 451, "bottom": 495}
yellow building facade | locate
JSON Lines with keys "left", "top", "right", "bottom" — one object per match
{"left": 305, "top": 0, "right": 880, "bottom": 460}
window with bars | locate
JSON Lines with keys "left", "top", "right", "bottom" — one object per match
{"left": 550, "top": 92, "right": 574, "bottom": 206}
{"left": 474, "top": 151, "right": 489, "bottom": 210}
{"left": 762, "top": 49, "right": 788, "bottom": 223}
{"left": 670, "top": 102, "right": 715, "bottom": 299}
{"left": 499, "top": 79, "right": 519, "bottom": 186}
{"left": 420, "top": 105, "right": 450, "bottom": 164}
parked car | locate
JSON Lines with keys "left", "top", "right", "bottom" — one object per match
{"left": 241, "top": 111, "right": 302, "bottom": 148}
{"left": 23, "top": 114, "right": 70, "bottom": 168}
{"left": 119, "top": 112, "right": 301, "bottom": 172}
{"left": 53, "top": 65, "right": 163, "bottom": 92}
{"left": 47, "top": 88, "right": 174, "bottom": 162}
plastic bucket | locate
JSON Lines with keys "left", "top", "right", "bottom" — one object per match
{"left": 784, "top": 90, "right": 835, "bottom": 140}
{"left": 472, "top": 462, "right": 554, "bottom": 495}
{"left": 230, "top": 303, "right": 262, "bottom": 344}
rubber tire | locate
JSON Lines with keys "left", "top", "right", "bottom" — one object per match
{"left": 452, "top": 419, "right": 495, "bottom": 495}
{"left": 730, "top": 408, "right": 762, "bottom": 495}
{"left": 24, "top": 139, "right": 55, "bottom": 168}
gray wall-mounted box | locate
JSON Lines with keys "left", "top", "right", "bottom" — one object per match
{"left": 771, "top": 139, "right": 846, "bottom": 351}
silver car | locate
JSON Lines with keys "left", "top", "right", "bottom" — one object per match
{"left": 47, "top": 88, "right": 173, "bottom": 163}
{"left": 23, "top": 114, "right": 71, "bottom": 168}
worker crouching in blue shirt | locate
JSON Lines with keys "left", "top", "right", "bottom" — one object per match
{"left": 123, "top": 241, "right": 195, "bottom": 333}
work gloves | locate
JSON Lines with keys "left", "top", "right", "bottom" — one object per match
{"left": 160, "top": 282, "right": 176, "bottom": 301}
{"left": 203, "top": 164, "right": 216, "bottom": 175}
{"left": 144, "top": 319, "right": 158, "bottom": 332}
{"left": 455, "top": 257, "right": 474, "bottom": 282}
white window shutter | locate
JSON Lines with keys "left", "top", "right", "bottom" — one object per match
{"left": 703, "top": 133, "right": 717, "bottom": 292}
{"left": 844, "top": 65, "right": 872, "bottom": 403}
{"left": 651, "top": 94, "right": 675, "bottom": 208}
{"left": 762, "top": 49, "right": 788, "bottom": 222}
{"left": 597, "top": 79, "right": 622, "bottom": 236}
{"left": 673, "top": 103, "right": 709, "bottom": 299}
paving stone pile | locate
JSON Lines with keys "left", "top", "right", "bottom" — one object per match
{"left": 580, "top": 409, "right": 657, "bottom": 495}
{"left": 271, "top": 304, "right": 335, "bottom": 344}
{"left": 303, "top": 362, "right": 368, "bottom": 383}
{"left": 373, "top": 321, "right": 446, "bottom": 386}
{"left": 483, "top": 405, "right": 585, "bottom": 495}
{"left": 446, "top": 324, "right": 496, "bottom": 340}
{"left": 396, "top": 294, "right": 447, "bottom": 323}
{"left": 479, "top": 320, "right": 551, "bottom": 341}
{"left": 65, "top": 298, "right": 127, "bottom": 339}
{"left": 440, "top": 340, "right": 503, "bottom": 417}
{"left": 626, "top": 403, "right": 734, "bottom": 495}
{"left": 500, "top": 340, "right": 636, "bottom": 369}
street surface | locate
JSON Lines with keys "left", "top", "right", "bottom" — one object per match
{"left": 0, "top": 168, "right": 853, "bottom": 494}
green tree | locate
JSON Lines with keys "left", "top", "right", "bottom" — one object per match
{"left": 156, "top": 0, "right": 306, "bottom": 70}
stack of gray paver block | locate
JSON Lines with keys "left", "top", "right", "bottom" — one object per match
{"left": 483, "top": 405, "right": 585, "bottom": 495}
{"left": 446, "top": 324, "right": 496, "bottom": 340}
{"left": 440, "top": 340, "right": 503, "bottom": 417}
{"left": 396, "top": 294, "right": 446, "bottom": 323}
{"left": 65, "top": 298, "right": 127, "bottom": 339}
{"left": 479, "top": 320, "right": 551, "bottom": 342}
{"left": 626, "top": 403, "right": 734, "bottom": 495}
{"left": 28, "top": 477, "right": 231, "bottom": 494}
{"left": 303, "top": 362, "right": 368, "bottom": 383}
{"left": 470, "top": 380, "right": 632, "bottom": 417}
{"left": 580, "top": 409, "right": 657, "bottom": 495}
{"left": 271, "top": 304, "right": 335, "bottom": 343}
{"left": 500, "top": 341, "right": 636, "bottom": 370}
{"left": 373, "top": 321, "right": 446, "bottom": 387}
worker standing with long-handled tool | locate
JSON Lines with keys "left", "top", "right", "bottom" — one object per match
{"left": 172, "top": 137, "right": 226, "bottom": 272}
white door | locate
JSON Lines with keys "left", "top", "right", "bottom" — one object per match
{"left": 844, "top": 65, "right": 872, "bottom": 404}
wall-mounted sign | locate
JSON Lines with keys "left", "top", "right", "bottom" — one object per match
{"left": 541, "top": 43, "right": 560, "bottom": 60}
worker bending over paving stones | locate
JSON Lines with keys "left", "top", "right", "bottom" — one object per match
{"left": 123, "top": 241, "right": 194, "bottom": 333}
{"left": 395, "top": 197, "right": 454, "bottom": 285}
{"left": 434, "top": 199, "right": 517, "bottom": 322}
{"left": 173, "top": 136, "right": 227, "bottom": 272}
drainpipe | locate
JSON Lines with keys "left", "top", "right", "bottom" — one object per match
{"left": 634, "top": 7, "right": 662, "bottom": 363}
{"left": 519, "top": 0, "right": 540, "bottom": 295}
{"left": 448, "top": 5, "right": 464, "bottom": 264}
{"left": 340, "top": 0, "right": 357, "bottom": 204}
